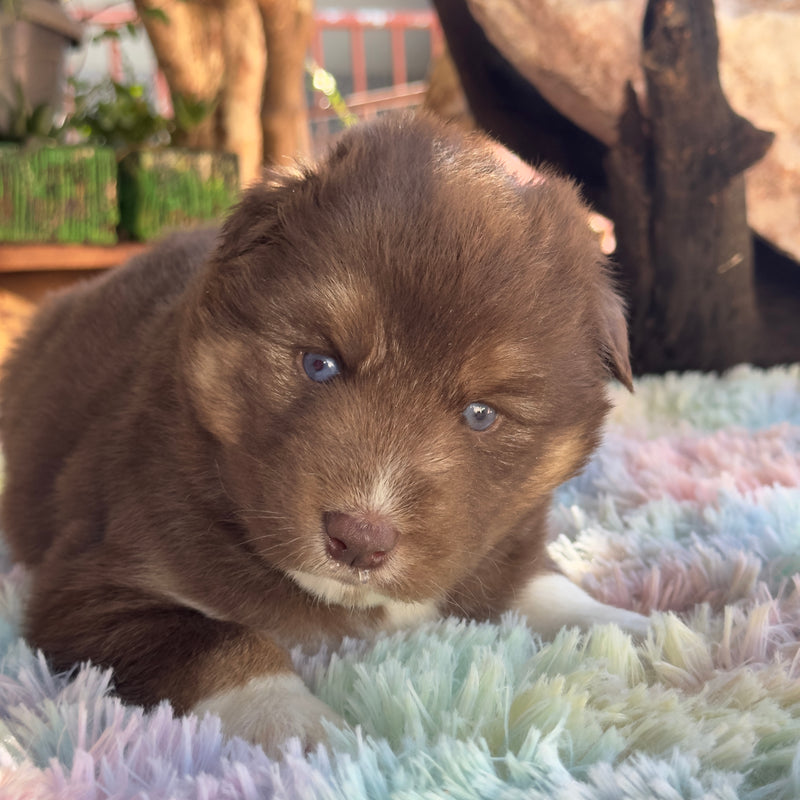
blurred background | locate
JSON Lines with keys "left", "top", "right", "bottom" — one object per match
{"left": 1, "top": 0, "right": 798, "bottom": 375}
{"left": 63, "top": 0, "right": 440, "bottom": 160}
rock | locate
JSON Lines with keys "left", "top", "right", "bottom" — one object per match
{"left": 463, "top": 0, "right": 800, "bottom": 262}
{"left": 465, "top": 0, "right": 643, "bottom": 147}
{"left": 718, "top": 3, "right": 800, "bottom": 262}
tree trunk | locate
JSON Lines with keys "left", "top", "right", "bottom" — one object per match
{"left": 605, "top": 0, "right": 773, "bottom": 372}
{"left": 134, "top": 0, "right": 269, "bottom": 186}
{"left": 255, "top": 0, "right": 313, "bottom": 164}
{"left": 221, "top": 0, "right": 266, "bottom": 186}
{"left": 133, "top": 0, "right": 225, "bottom": 150}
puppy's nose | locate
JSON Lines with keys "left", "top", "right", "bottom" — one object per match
{"left": 324, "top": 511, "right": 398, "bottom": 570}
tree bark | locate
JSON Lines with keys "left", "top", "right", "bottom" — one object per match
{"left": 133, "top": 0, "right": 225, "bottom": 150}
{"left": 221, "top": 0, "right": 266, "bottom": 186}
{"left": 255, "top": 0, "right": 313, "bottom": 164}
{"left": 133, "top": 0, "right": 266, "bottom": 186}
{"left": 605, "top": 0, "right": 773, "bottom": 372}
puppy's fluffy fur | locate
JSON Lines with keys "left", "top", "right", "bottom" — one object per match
{"left": 1, "top": 114, "right": 646, "bottom": 755}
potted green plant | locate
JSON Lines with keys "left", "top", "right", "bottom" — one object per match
{"left": 1, "top": 6, "right": 239, "bottom": 246}
{"left": 67, "top": 74, "right": 238, "bottom": 242}
{"left": 0, "top": 0, "right": 119, "bottom": 245}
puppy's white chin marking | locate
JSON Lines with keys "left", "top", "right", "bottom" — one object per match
{"left": 191, "top": 673, "right": 342, "bottom": 758}
{"left": 288, "top": 569, "right": 391, "bottom": 609}
{"left": 287, "top": 569, "right": 438, "bottom": 629}
{"left": 514, "top": 572, "right": 650, "bottom": 639}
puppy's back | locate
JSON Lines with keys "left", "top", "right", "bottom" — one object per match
{"left": 0, "top": 229, "right": 218, "bottom": 564}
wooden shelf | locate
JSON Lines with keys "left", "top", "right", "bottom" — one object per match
{"left": 0, "top": 243, "right": 148, "bottom": 273}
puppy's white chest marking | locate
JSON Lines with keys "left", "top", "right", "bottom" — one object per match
{"left": 381, "top": 597, "right": 439, "bottom": 631}
{"left": 514, "top": 572, "right": 649, "bottom": 639}
{"left": 191, "top": 673, "right": 342, "bottom": 757}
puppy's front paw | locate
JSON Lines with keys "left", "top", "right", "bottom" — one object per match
{"left": 192, "top": 673, "right": 344, "bottom": 758}
{"left": 515, "top": 572, "right": 650, "bottom": 640}
{"left": 598, "top": 605, "right": 651, "bottom": 639}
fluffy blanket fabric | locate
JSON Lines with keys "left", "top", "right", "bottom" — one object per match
{"left": 2, "top": 365, "right": 799, "bottom": 799}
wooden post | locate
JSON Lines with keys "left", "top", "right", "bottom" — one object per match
{"left": 606, "top": 0, "right": 773, "bottom": 372}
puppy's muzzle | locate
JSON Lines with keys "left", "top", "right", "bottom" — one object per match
{"left": 324, "top": 511, "right": 399, "bottom": 570}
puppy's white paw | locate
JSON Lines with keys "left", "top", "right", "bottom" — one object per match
{"left": 192, "top": 673, "right": 343, "bottom": 758}
{"left": 514, "top": 572, "right": 650, "bottom": 639}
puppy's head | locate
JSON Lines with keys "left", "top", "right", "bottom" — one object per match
{"left": 179, "top": 114, "right": 631, "bottom": 608}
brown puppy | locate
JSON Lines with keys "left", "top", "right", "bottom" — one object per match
{"left": 0, "top": 114, "right": 647, "bottom": 755}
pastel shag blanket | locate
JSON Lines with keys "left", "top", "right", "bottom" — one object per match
{"left": 2, "top": 364, "right": 800, "bottom": 799}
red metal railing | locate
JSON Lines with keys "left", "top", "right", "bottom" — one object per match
{"left": 308, "top": 10, "right": 443, "bottom": 150}
{"left": 311, "top": 10, "right": 443, "bottom": 95}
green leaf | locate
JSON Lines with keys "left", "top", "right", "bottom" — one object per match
{"left": 28, "top": 104, "right": 55, "bottom": 138}
{"left": 92, "top": 29, "right": 121, "bottom": 43}
{"left": 142, "top": 7, "right": 170, "bottom": 25}
{"left": 63, "top": 76, "right": 174, "bottom": 149}
{"left": 171, "top": 92, "right": 216, "bottom": 135}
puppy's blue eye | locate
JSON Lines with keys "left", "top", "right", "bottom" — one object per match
{"left": 303, "top": 353, "right": 341, "bottom": 383}
{"left": 463, "top": 402, "right": 497, "bottom": 431}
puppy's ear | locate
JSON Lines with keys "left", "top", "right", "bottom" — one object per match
{"left": 493, "top": 145, "right": 635, "bottom": 393}
{"left": 597, "top": 280, "right": 634, "bottom": 392}
{"left": 179, "top": 170, "right": 307, "bottom": 444}
{"left": 215, "top": 167, "right": 309, "bottom": 260}
{"left": 494, "top": 147, "right": 635, "bottom": 394}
